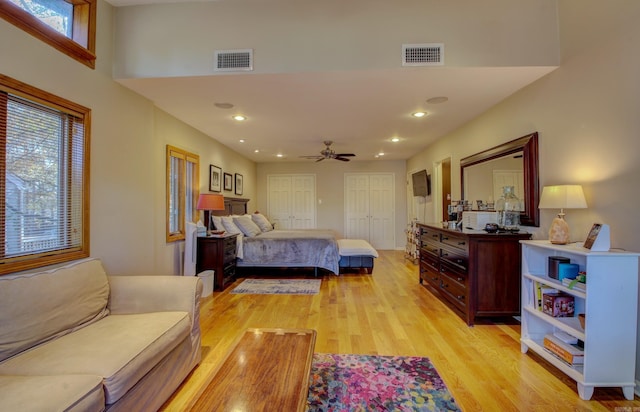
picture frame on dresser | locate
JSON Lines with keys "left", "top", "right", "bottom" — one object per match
{"left": 235, "top": 173, "right": 243, "bottom": 195}
{"left": 223, "top": 173, "right": 233, "bottom": 191}
{"left": 209, "top": 165, "right": 222, "bottom": 192}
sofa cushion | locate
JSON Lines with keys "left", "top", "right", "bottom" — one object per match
{"left": 0, "top": 258, "right": 110, "bottom": 363}
{"left": 0, "top": 311, "right": 191, "bottom": 405}
{"left": 0, "top": 374, "right": 104, "bottom": 412}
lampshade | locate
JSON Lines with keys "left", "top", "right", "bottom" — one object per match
{"left": 538, "top": 185, "right": 587, "bottom": 245}
{"left": 538, "top": 185, "right": 587, "bottom": 211}
{"left": 196, "top": 193, "right": 225, "bottom": 211}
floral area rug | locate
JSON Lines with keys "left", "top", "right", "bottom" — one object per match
{"left": 307, "top": 353, "right": 461, "bottom": 412}
{"left": 230, "top": 278, "right": 321, "bottom": 295}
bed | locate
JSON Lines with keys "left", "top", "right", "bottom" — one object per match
{"left": 236, "top": 229, "right": 339, "bottom": 274}
{"left": 210, "top": 198, "right": 340, "bottom": 274}
{"left": 210, "top": 198, "right": 376, "bottom": 275}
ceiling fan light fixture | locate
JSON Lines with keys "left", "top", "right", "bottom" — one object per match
{"left": 391, "top": 137, "right": 400, "bottom": 142}
{"left": 412, "top": 111, "right": 427, "bottom": 118}
{"left": 232, "top": 115, "right": 246, "bottom": 121}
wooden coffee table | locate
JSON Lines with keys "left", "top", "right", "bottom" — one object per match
{"left": 190, "top": 328, "right": 316, "bottom": 412}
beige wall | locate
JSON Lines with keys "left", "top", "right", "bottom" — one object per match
{"left": 408, "top": 0, "right": 640, "bottom": 384}
{"left": 0, "top": 1, "right": 256, "bottom": 276}
{"left": 113, "top": 0, "right": 559, "bottom": 79}
{"left": 257, "top": 160, "right": 407, "bottom": 249}
{"left": 408, "top": 0, "right": 640, "bottom": 249}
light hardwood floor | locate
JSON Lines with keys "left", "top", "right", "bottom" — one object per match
{"left": 161, "top": 250, "right": 640, "bottom": 411}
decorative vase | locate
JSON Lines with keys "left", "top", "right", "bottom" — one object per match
{"left": 496, "top": 186, "right": 521, "bottom": 231}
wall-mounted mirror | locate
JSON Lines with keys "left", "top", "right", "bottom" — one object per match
{"left": 460, "top": 132, "right": 539, "bottom": 227}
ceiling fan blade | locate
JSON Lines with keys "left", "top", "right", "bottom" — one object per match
{"left": 334, "top": 153, "right": 355, "bottom": 157}
{"left": 315, "top": 157, "right": 325, "bottom": 162}
{"left": 300, "top": 155, "right": 322, "bottom": 159}
{"left": 335, "top": 156, "right": 351, "bottom": 161}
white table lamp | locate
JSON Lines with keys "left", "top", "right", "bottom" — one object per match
{"left": 538, "top": 185, "right": 587, "bottom": 244}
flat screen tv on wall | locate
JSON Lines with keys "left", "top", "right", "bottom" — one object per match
{"left": 412, "top": 169, "right": 430, "bottom": 197}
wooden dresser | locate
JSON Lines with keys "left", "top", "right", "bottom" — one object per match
{"left": 196, "top": 234, "right": 238, "bottom": 291}
{"left": 417, "top": 223, "right": 531, "bottom": 325}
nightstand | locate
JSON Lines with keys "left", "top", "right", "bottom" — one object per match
{"left": 196, "top": 234, "right": 238, "bottom": 291}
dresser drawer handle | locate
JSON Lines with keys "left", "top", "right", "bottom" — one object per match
{"left": 457, "top": 277, "right": 464, "bottom": 282}
{"left": 442, "top": 236, "right": 449, "bottom": 241}
{"left": 457, "top": 295, "right": 464, "bottom": 300}
{"left": 457, "top": 241, "right": 466, "bottom": 246}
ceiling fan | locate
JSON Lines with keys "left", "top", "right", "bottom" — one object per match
{"left": 300, "top": 140, "right": 356, "bottom": 162}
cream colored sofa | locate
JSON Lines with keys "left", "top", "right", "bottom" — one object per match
{"left": 0, "top": 258, "right": 203, "bottom": 412}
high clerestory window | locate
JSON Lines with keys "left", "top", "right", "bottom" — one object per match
{"left": 0, "top": 74, "right": 90, "bottom": 275}
{"left": 0, "top": 0, "right": 97, "bottom": 69}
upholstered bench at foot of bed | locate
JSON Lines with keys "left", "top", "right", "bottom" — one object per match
{"left": 337, "top": 239, "right": 378, "bottom": 274}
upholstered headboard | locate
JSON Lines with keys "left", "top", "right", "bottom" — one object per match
{"left": 212, "top": 197, "right": 249, "bottom": 216}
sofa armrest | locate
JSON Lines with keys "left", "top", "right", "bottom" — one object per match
{"left": 107, "top": 276, "right": 203, "bottom": 322}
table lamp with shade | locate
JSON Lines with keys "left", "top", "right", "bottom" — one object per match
{"left": 538, "top": 185, "right": 587, "bottom": 244}
{"left": 196, "top": 193, "right": 225, "bottom": 232}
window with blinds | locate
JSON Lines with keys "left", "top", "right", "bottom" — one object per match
{"left": 0, "top": 74, "right": 90, "bottom": 275}
{"left": 166, "top": 145, "right": 199, "bottom": 242}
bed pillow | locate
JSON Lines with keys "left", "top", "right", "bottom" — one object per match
{"left": 220, "top": 216, "right": 242, "bottom": 235}
{"left": 233, "top": 215, "right": 262, "bottom": 237}
{"left": 251, "top": 213, "right": 274, "bottom": 232}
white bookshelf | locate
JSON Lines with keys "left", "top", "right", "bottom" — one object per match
{"left": 520, "top": 240, "right": 639, "bottom": 400}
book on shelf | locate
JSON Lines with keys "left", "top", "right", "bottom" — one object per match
{"left": 533, "top": 280, "right": 559, "bottom": 311}
{"left": 562, "top": 277, "right": 586, "bottom": 291}
{"left": 543, "top": 334, "right": 584, "bottom": 365}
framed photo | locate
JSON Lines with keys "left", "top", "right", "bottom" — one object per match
{"left": 235, "top": 173, "right": 243, "bottom": 195}
{"left": 223, "top": 173, "right": 233, "bottom": 191}
{"left": 209, "top": 165, "right": 222, "bottom": 192}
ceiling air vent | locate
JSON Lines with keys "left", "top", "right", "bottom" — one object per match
{"left": 402, "top": 43, "right": 444, "bottom": 66}
{"left": 214, "top": 49, "right": 253, "bottom": 72}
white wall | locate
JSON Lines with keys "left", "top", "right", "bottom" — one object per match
{"left": 257, "top": 160, "right": 407, "bottom": 249}
{"left": 0, "top": 1, "right": 256, "bottom": 276}
{"left": 407, "top": 0, "right": 640, "bottom": 385}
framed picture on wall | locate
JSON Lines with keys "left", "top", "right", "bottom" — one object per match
{"left": 223, "top": 173, "right": 233, "bottom": 191}
{"left": 235, "top": 173, "right": 243, "bottom": 195}
{"left": 209, "top": 165, "right": 222, "bottom": 192}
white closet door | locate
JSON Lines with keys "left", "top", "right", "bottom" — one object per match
{"left": 291, "top": 175, "right": 316, "bottom": 228}
{"left": 345, "top": 174, "right": 370, "bottom": 240}
{"left": 368, "top": 174, "right": 395, "bottom": 250}
{"left": 268, "top": 174, "right": 316, "bottom": 229}
{"left": 345, "top": 173, "right": 395, "bottom": 249}
{"left": 268, "top": 175, "right": 293, "bottom": 229}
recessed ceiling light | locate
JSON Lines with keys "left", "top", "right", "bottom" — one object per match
{"left": 391, "top": 137, "right": 400, "bottom": 143}
{"left": 254, "top": 149, "right": 260, "bottom": 153}
{"left": 412, "top": 112, "right": 426, "bottom": 118}
{"left": 276, "top": 153, "right": 283, "bottom": 158}
{"left": 239, "top": 139, "right": 245, "bottom": 143}
{"left": 378, "top": 152, "right": 385, "bottom": 156}
{"left": 214, "top": 102, "right": 234, "bottom": 109}
{"left": 426, "top": 96, "right": 449, "bottom": 104}
{"left": 233, "top": 115, "right": 246, "bottom": 121}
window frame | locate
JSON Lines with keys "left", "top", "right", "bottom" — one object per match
{"left": 0, "top": 0, "right": 97, "bottom": 69}
{"left": 0, "top": 73, "right": 91, "bottom": 275}
{"left": 166, "top": 145, "right": 199, "bottom": 243}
